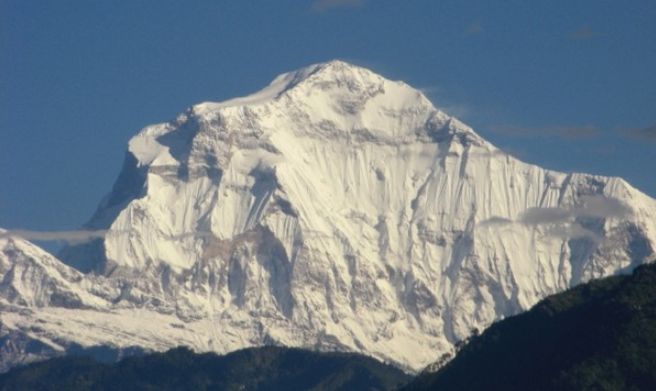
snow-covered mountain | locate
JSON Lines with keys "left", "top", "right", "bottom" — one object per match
{"left": 2, "top": 61, "right": 655, "bottom": 372}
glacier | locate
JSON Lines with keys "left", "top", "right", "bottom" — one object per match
{"left": 1, "top": 60, "right": 655, "bottom": 372}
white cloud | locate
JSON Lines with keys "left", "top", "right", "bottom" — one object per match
{"left": 519, "top": 195, "right": 631, "bottom": 226}
{"left": 465, "top": 22, "right": 483, "bottom": 36}
{"left": 490, "top": 124, "right": 600, "bottom": 140}
{"left": 479, "top": 195, "right": 632, "bottom": 241}
{"left": 570, "top": 26, "right": 601, "bottom": 40}
{"left": 478, "top": 216, "right": 513, "bottom": 227}
{"left": 544, "top": 222, "right": 600, "bottom": 242}
{"left": 519, "top": 207, "right": 571, "bottom": 225}
{"left": 624, "top": 124, "right": 656, "bottom": 142}
{"left": 311, "top": 0, "right": 364, "bottom": 12}
{"left": 0, "top": 229, "right": 111, "bottom": 245}
{"left": 577, "top": 195, "right": 631, "bottom": 219}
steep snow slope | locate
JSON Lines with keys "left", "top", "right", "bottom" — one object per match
{"left": 2, "top": 61, "right": 656, "bottom": 372}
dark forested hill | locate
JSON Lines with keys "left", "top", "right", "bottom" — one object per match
{"left": 406, "top": 262, "right": 656, "bottom": 391}
{"left": 0, "top": 345, "right": 410, "bottom": 391}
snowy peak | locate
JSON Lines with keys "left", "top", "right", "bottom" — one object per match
{"left": 192, "top": 59, "right": 428, "bottom": 113}
{"left": 3, "top": 61, "right": 655, "bottom": 373}
{"left": 129, "top": 60, "right": 482, "bottom": 171}
{"left": 96, "top": 61, "right": 492, "bottom": 274}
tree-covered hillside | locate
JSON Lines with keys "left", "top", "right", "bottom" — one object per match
{"left": 0, "top": 345, "right": 410, "bottom": 391}
{"left": 406, "top": 262, "right": 656, "bottom": 391}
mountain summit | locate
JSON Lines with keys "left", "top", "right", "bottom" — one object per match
{"left": 2, "top": 61, "right": 655, "bottom": 372}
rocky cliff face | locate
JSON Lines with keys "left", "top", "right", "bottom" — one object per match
{"left": 1, "top": 61, "right": 655, "bottom": 372}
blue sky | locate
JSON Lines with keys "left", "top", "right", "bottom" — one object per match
{"left": 1, "top": 0, "right": 655, "bottom": 237}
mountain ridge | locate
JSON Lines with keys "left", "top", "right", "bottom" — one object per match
{"left": 1, "top": 60, "right": 655, "bottom": 372}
